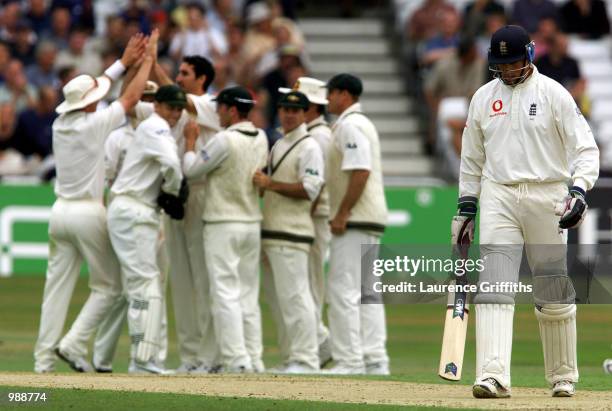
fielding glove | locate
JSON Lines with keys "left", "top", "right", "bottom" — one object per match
{"left": 157, "top": 179, "right": 189, "bottom": 220}
{"left": 555, "top": 186, "right": 587, "bottom": 229}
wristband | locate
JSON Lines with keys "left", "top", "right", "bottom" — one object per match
{"left": 569, "top": 186, "right": 586, "bottom": 200}
{"left": 103, "top": 59, "right": 126, "bottom": 81}
{"left": 457, "top": 196, "right": 478, "bottom": 217}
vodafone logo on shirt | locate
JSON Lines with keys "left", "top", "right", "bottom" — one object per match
{"left": 490, "top": 99, "right": 507, "bottom": 117}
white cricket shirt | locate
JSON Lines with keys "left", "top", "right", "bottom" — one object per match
{"left": 460, "top": 66, "right": 599, "bottom": 197}
{"left": 111, "top": 112, "right": 183, "bottom": 207}
{"left": 53, "top": 101, "right": 126, "bottom": 201}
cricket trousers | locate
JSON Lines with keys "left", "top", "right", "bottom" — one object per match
{"left": 92, "top": 224, "right": 170, "bottom": 370}
{"left": 309, "top": 216, "right": 331, "bottom": 345}
{"left": 262, "top": 243, "right": 319, "bottom": 370}
{"left": 107, "top": 196, "right": 164, "bottom": 363}
{"left": 475, "top": 178, "right": 577, "bottom": 389}
{"left": 204, "top": 222, "right": 263, "bottom": 371}
{"left": 327, "top": 229, "right": 389, "bottom": 369}
{"left": 34, "top": 198, "right": 122, "bottom": 372}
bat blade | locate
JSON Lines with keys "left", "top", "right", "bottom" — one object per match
{"left": 438, "top": 275, "right": 470, "bottom": 381}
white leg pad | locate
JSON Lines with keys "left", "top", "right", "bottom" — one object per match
{"left": 535, "top": 304, "right": 579, "bottom": 385}
{"left": 132, "top": 280, "right": 163, "bottom": 364}
{"left": 475, "top": 304, "right": 514, "bottom": 389}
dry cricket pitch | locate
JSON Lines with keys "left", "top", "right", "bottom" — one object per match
{"left": 1, "top": 373, "right": 611, "bottom": 410}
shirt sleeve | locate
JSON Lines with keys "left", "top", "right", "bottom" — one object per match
{"left": 188, "top": 94, "right": 221, "bottom": 132}
{"left": 555, "top": 87, "right": 600, "bottom": 191}
{"left": 182, "top": 132, "right": 230, "bottom": 179}
{"left": 104, "top": 129, "right": 123, "bottom": 185}
{"left": 144, "top": 124, "right": 183, "bottom": 195}
{"left": 337, "top": 122, "right": 372, "bottom": 171}
{"left": 459, "top": 94, "right": 485, "bottom": 198}
{"left": 91, "top": 101, "right": 126, "bottom": 144}
{"left": 298, "top": 140, "right": 325, "bottom": 201}
{"left": 134, "top": 102, "right": 154, "bottom": 122}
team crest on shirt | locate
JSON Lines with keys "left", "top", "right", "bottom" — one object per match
{"left": 200, "top": 149, "right": 210, "bottom": 161}
{"left": 346, "top": 142, "right": 358, "bottom": 149}
{"left": 529, "top": 103, "right": 537, "bottom": 117}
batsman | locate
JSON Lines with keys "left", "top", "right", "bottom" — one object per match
{"left": 456, "top": 25, "right": 599, "bottom": 398}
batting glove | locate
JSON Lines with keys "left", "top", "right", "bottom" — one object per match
{"left": 555, "top": 186, "right": 587, "bottom": 229}
{"left": 451, "top": 196, "right": 477, "bottom": 249}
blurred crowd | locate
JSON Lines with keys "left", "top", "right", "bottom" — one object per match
{"left": 0, "top": 0, "right": 308, "bottom": 178}
{"left": 400, "top": 0, "right": 610, "bottom": 180}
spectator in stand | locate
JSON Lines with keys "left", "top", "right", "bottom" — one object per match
{"left": 46, "top": 7, "right": 72, "bottom": 50}
{"left": 475, "top": 11, "right": 506, "bottom": 58}
{"left": 0, "top": 1, "right": 22, "bottom": 43}
{"left": 11, "top": 86, "right": 58, "bottom": 159}
{"left": 169, "top": 2, "right": 228, "bottom": 62}
{"left": 419, "top": 9, "right": 461, "bottom": 68}
{"left": 89, "top": 14, "right": 127, "bottom": 56}
{"left": 207, "top": 0, "right": 234, "bottom": 36}
{"left": 26, "top": 0, "right": 51, "bottom": 36}
{"left": 462, "top": 0, "right": 506, "bottom": 37}
{"left": 559, "top": 0, "right": 610, "bottom": 39}
{"left": 424, "top": 36, "right": 486, "bottom": 151}
{"left": 26, "top": 41, "right": 60, "bottom": 89}
{"left": 225, "top": 22, "right": 249, "bottom": 85}
{"left": 149, "top": 10, "right": 172, "bottom": 58}
{"left": 406, "top": 0, "right": 457, "bottom": 42}
{"left": 55, "top": 26, "right": 102, "bottom": 75}
{"left": 511, "top": 0, "right": 558, "bottom": 34}
{"left": 261, "top": 44, "right": 305, "bottom": 126}
{"left": 120, "top": 0, "right": 150, "bottom": 34}
{"left": 535, "top": 33, "right": 590, "bottom": 116}
{"left": 57, "top": 65, "right": 77, "bottom": 89}
{"left": 0, "top": 102, "right": 23, "bottom": 176}
{"left": 531, "top": 17, "right": 559, "bottom": 60}
{"left": 0, "top": 59, "right": 37, "bottom": 113}
{"left": 51, "top": 0, "right": 95, "bottom": 31}
{"left": 10, "top": 20, "right": 37, "bottom": 67}
{"left": 255, "top": 16, "right": 306, "bottom": 79}
{"left": 242, "top": 2, "right": 277, "bottom": 74}
{"left": 0, "top": 41, "right": 11, "bottom": 83}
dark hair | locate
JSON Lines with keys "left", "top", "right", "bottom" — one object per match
{"left": 316, "top": 104, "right": 326, "bottom": 115}
{"left": 183, "top": 55, "right": 215, "bottom": 92}
{"left": 185, "top": 2, "right": 206, "bottom": 15}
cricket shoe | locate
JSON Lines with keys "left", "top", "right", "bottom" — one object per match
{"left": 94, "top": 366, "right": 113, "bottom": 373}
{"left": 128, "top": 360, "right": 174, "bottom": 375}
{"left": 319, "top": 338, "right": 333, "bottom": 368}
{"left": 366, "top": 362, "right": 390, "bottom": 376}
{"left": 604, "top": 359, "right": 612, "bottom": 374}
{"left": 472, "top": 378, "right": 511, "bottom": 398}
{"left": 174, "top": 363, "right": 199, "bottom": 374}
{"left": 217, "top": 364, "right": 253, "bottom": 374}
{"left": 54, "top": 348, "right": 94, "bottom": 373}
{"left": 274, "top": 362, "right": 319, "bottom": 374}
{"left": 552, "top": 380, "right": 575, "bottom": 397}
{"left": 321, "top": 363, "right": 366, "bottom": 375}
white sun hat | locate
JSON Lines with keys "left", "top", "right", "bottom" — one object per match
{"left": 143, "top": 80, "right": 159, "bottom": 95}
{"left": 279, "top": 77, "right": 328, "bottom": 105}
{"left": 56, "top": 74, "right": 111, "bottom": 114}
{"left": 246, "top": 2, "right": 272, "bottom": 25}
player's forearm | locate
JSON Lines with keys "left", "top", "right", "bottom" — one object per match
{"left": 119, "top": 56, "right": 154, "bottom": 111}
{"left": 268, "top": 181, "right": 310, "bottom": 200}
{"left": 337, "top": 170, "right": 369, "bottom": 215}
{"left": 153, "top": 63, "right": 173, "bottom": 86}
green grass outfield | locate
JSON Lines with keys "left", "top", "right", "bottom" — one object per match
{"left": 0, "top": 386, "right": 457, "bottom": 411}
{"left": 1, "top": 276, "right": 611, "bottom": 409}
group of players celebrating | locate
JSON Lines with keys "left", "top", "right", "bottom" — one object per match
{"left": 33, "top": 29, "right": 390, "bottom": 377}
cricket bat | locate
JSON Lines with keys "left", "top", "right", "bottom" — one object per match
{"left": 438, "top": 272, "right": 469, "bottom": 381}
{"left": 438, "top": 221, "right": 471, "bottom": 381}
